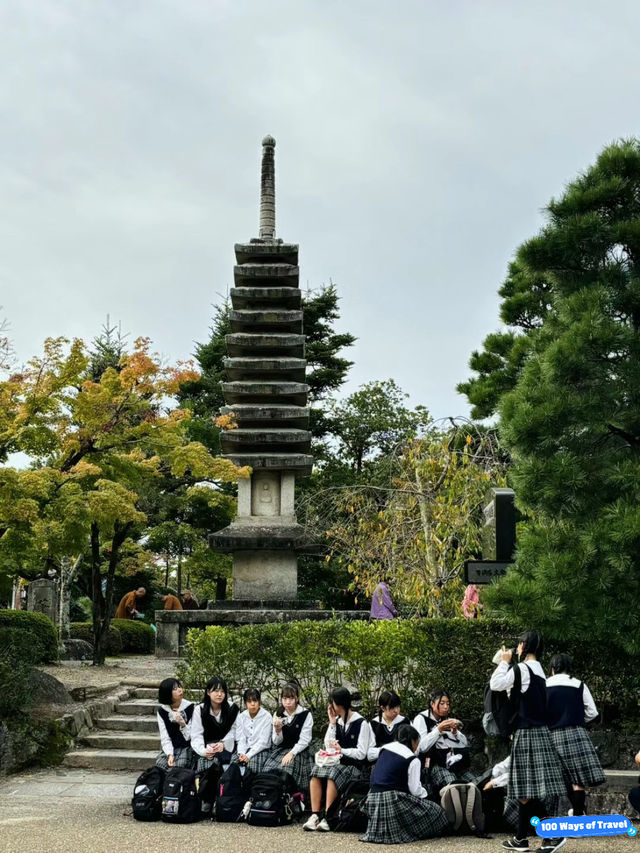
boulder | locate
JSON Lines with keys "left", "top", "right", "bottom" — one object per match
{"left": 60, "top": 638, "right": 93, "bottom": 661}
{"left": 26, "top": 669, "right": 73, "bottom": 707}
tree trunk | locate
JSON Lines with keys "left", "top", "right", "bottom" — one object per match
{"left": 90, "top": 522, "right": 104, "bottom": 664}
{"left": 59, "top": 552, "right": 85, "bottom": 641}
{"left": 92, "top": 520, "right": 132, "bottom": 665}
{"left": 177, "top": 550, "right": 182, "bottom": 595}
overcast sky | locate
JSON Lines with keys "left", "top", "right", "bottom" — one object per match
{"left": 2, "top": 0, "right": 640, "bottom": 420}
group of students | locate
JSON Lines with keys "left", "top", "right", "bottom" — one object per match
{"left": 154, "top": 629, "right": 607, "bottom": 848}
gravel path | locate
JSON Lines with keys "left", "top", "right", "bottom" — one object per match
{"left": 40, "top": 655, "right": 181, "bottom": 689}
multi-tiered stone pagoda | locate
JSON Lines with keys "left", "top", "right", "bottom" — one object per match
{"left": 209, "top": 136, "right": 312, "bottom": 600}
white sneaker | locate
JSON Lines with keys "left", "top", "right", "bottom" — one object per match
{"left": 303, "top": 814, "right": 320, "bottom": 831}
{"left": 317, "top": 818, "right": 331, "bottom": 832}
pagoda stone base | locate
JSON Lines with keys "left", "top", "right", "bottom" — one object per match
{"left": 233, "top": 550, "right": 297, "bottom": 600}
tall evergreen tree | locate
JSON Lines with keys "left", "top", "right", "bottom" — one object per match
{"left": 470, "top": 139, "right": 640, "bottom": 653}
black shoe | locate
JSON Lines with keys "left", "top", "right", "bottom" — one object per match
{"left": 539, "top": 840, "right": 567, "bottom": 853}
{"left": 502, "top": 839, "right": 529, "bottom": 851}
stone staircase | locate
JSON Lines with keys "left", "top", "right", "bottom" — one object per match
{"left": 64, "top": 684, "right": 159, "bottom": 771}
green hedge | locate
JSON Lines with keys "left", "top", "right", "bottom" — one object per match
{"left": 179, "top": 618, "right": 639, "bottom": 730}
{"left": 0, "top": 610, "right": 58, "bottom": 664}
{"left": 70, "top": 622, "right": 122, "bottom": 656}
{"left": 111, "top": 619, "right": 155, "bottom": 653}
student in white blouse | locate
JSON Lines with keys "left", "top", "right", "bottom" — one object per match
{"left": 235, "top": 688, "right": 273, "bottom": 773}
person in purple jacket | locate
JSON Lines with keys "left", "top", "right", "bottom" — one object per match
{"left": 370, "top": 580, "right": 398, "bottom": 620}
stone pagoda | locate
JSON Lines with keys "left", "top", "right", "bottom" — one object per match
{"left": 209, "top": 136, "right": 312, "bottom": 600}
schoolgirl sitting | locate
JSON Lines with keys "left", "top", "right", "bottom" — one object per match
{"left": 190, "top": 675, "right": 239, "bottom": 774}
{"left": 155, "top": 677, "right": 195, "bottom": 771}
{"left": 412, "top": 689, "right": 474, "bottom": 793}
{"left": 235, "top": 687, "right": 273, "bottom": 774}
{"left": 361, "top": 724, "right": 450, "bottom": 844}
{"left": 304, "top": 686, "right": 373, "bottom": 832}
{"left": 367, "top": 690, "right": 406, "bottom": 764}
{"left": 262, "top": 681, "right": 314, "bottom": 794}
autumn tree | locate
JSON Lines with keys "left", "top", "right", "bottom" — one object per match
{"left": 0, "top": 336, "right": 248, "bottom": 663}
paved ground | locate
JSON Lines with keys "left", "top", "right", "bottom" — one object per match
{"left": 41, "top": 655, "right": 181, "bottom": 690}
{"left": 0, "top": 767, "right": 636, "bottom": 853}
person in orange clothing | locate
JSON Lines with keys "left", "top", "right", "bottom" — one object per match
{"left": 115, "top": 587, "right": 146, "bottom": 619}
{"left": 162, "top": 593, "right": 183, "bottom": 611}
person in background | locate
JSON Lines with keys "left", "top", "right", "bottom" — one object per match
{"left": 115, "top": 587, "right": 145, "bottom": 619}
{"left": 370, "top": 579, "right": 397, "bottom": 620}
{"left": 162, "top": 593, "right": 183, "bottom": 611}
{"left": 182, "top": 589, "right": 199, "bottom": 609}
{"left": 462, "top": 584, "right": 482, "bottom": 619}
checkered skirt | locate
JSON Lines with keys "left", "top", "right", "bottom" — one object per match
{"left": 428, "top": 764, "right": 476, "bottom": 792}
{"left": 508, "top": 727, "right": 568, "bottom": 800}
{"left": 230, "top": 749, "right": 270, "bottom": 774}
{"left": 195, "top": 749, "right": 234, "bottom": 774}
{"left": 550, "top": 726, "right": 606, "bottom": 788}
{"left": 155, "top": 746, "right": 196, "bottom": 771}
{"left": 311, "top": 761, "right": 364, "bottom": 794}
{"left": 361, "top": 790, "right": 450, "bottom": 844}
{"left": 261, "top": 747, "right": 313, "bottom": 794}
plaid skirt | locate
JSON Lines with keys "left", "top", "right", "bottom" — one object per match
{"left": 155, "top": 747, "right": 195, "bottom": 771}
{"left": 362, "top": 790, "right": 450, "bottom": 844}
{"left": 428, "top": 764, "right": 475, "bottom": 792}
{"left": 550, "top": 727, "right": 606, "bottom": 788}
{"left": 508, "top": 727, "right": 568, "bottom": 800}
{"left": 195, "top": 749, "right": 234, "bottom": 774}
{"left": 231, "top": 749, "right": 270, "bottom": 774}
{"left": 311, "top": 761, "right": 363, "bottom": 794}
{"left": 262, "top": 747, "right": 313, "bottom": 794}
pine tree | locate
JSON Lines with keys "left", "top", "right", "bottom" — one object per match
{"left": 474, "top": 139, "right": 640, "bottom": 653}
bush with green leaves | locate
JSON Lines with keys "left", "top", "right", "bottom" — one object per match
{"left": 70, "top": 622, "right": 122, "bottom": 656}
{"left": 179, "top": 618, "right": 639, "bottom": 731}
{"left": 0, "top": 610, "right": 58, "bottom": 664}
{"left": 111, "top": 619, "right": 155, "bottom": 653}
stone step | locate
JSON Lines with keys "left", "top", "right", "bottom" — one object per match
{"left": 224, "top": 356, "right": 306, "bottom": 382}
{"left": 96, "top": 715, "right": 158, "bottom": 733}
{"left": 63, "top": 749, "right": 158, "bottom": 771}
{"left": 219, "top": 404, "right": 309, "bottom": 430}
{"left": 116, "top": 698, "right": 157, "bottom": 715}
{"left": 226, "top": 333, "right": 305, "bottom": 358}
{"left": 230, "top": 287, "right": 301, "bottom": 309}
{"left": 233, "top": 259, "right": 298, "bottom": 280}
{"left": 220, "top": 428, "right": 311, "bottom": 454}
{"left": 80, "top": 731, "right": 159, "bottom": 750}
{"left": 132, "top": 687, "right": 158, "bottom": 699}
{"left": 602, "top": 769, "right": 639, "bottom": 791}
{"left": 222, "top": 381, "right": 309, "bottom": 406}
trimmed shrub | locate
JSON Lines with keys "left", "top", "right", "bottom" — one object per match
{"left": 70, "top": 622, "right": 122, "bottom": 656}
{"left": 111, "top": 619, "right": 155, "bottom": 653}
{"left": 0, "top": 610, "right": 58, "bottom": 663}
{"left": 179, "top": 618, "right": 639, "bottom": 731}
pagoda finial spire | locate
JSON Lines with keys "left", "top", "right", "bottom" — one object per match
{"left": 259, "top": 135, "right": 276, "bottom": 239}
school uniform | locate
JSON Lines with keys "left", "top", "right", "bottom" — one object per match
{"left": 546, "top": 673, "right": 605, "bottom": 788}
{"left": 191, "top": 699, "right": 239, "bottom": 774}
{"left": 311, "top": 711, "right": 373, "bottom": 794}
{"left": 412, "top": 709, "right": 474, "bottom": 792}
{"left": 361, "top": 742, "right": 450, "bottom": 844}
{"left": 262, "top": 704, "right": 314, "bottom": 794}
{"left": 155, "top": 699, "right": 196, "bottom": 771}
{"left": 367, "top": 715, "right": 406, "bottom": 763}
{"left": 490, "top": 659, "right": 567, "bottom": 801}
{"left": 234, "top": 706, "right": 273, "bottom": 773}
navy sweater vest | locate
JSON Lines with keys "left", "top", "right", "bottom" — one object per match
{"left": 547, "top": 682, "right": 585, "bottom": 729}
{"left": 279, "top": 709, "right": 310, "bottom": 749}
{"left": 371, "top": 750, "right": 415, "bottom": 794}
{"left": 518, "top": 665, "right": 547, "bottom": 729}
{"left": 158, "top": 703, "right": 195, "bottom": 751}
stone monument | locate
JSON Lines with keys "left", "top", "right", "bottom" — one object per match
{"left": 209, "top": 136, "right": 312, "bottom": 600}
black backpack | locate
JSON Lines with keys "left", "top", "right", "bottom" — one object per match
{"left": 198, "top": 763, "right": 223, "bottom": 814}
{"left": 131, "top": 766, "right": 165, "bottom": 822}
{"left": 215, "top": 763, "right": 253, "bottom": 823}
{"left": 161, "top": 767, "right": 201, "bottom": 823}
{"left": 440, "top": 782, "right": 486, "bottom": 836}
{"left": 247, "top": 771, "right": 298, "bottom": 827}
{"left": 483, "top": 663, "right": 521, "bottom": 739}
{"left": 329, "top": 778, "right": 370, "bottom": 833}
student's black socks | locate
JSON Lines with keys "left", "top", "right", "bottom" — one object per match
{"left": 517, "top": 802, "right": 530, "bottom": 840}
{"left": 570, "top": 790, "right": 586, "bottom": 816}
